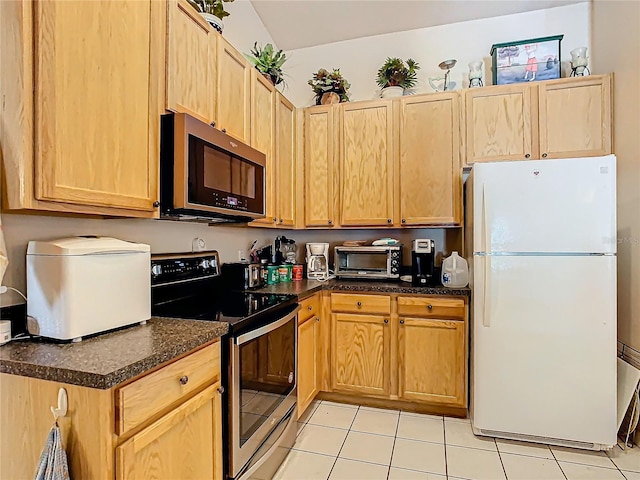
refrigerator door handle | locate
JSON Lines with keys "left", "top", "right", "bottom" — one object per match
{"left": 483, "top": 255, "right": 491, "bottom": 327}
{"left": 482, "top": 184, "right": 490, "bottom": 253}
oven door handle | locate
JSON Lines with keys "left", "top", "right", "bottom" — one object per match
{"left": 235, "top": 306, "right": 300, "bottom": 346}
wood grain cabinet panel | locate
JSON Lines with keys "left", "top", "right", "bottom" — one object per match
{"left": 338, "top": 101, "right": 395, "bottom": 226}
{"left": 116, "top": 384, "right": 222, "bottom": 480}
{"left": 397, "top": 296, "right": 466, "bottom": 319}
{"left": 216, "top": 35, "right": 250, "bottom": 142}
{"left": 33, "top": 0, "right": 162, "bottom": 212}
{"left": 398, "top": 318, "right": 465, "bottom": 406}
{"left": 166, "top": 0, "right": 216, "bottom": 124}
{"left": 330, "top": 293, "right": 391, "bottom": 314}
{"left": 275, "top": 93, "right": 296, "bottom": 227}
{"left": 398, "top": 93, "right": 462, "bottom": 225}
{"left": 297, "top": 315, "right": 320, "bottom": 418}
{"left": 538, "top": 75, "right": 612, "bottom": 159}
{"left": 331, "top": 313, "right": 390, "bottom": 396}
{"left": 465, "top": 84, "right": 535, "bottom": 163}
{"left": 304, "top": 106, "right": 336, "bottom": 227}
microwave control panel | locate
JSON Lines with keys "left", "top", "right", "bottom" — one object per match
{"left": 212, "top": 192, "right": 248, "bottom": 211}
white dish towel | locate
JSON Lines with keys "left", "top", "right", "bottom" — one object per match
{"left": 34, "top": 421, "right": 70, "bottom": 480}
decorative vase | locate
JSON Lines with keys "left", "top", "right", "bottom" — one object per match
{"left": 468, "top": 61, "right": 484, "bottom": 88}
{"left": 570, "top": 47, "right": 589, "bottom": 76}
{"left": 200, "top": 13, "right": 223, "bottom": 33}
{"left": 381, "top": 86, "right": 404, "bottom": 98}
{"left": 320, "top": 92, "right": 340, "bottom": 105}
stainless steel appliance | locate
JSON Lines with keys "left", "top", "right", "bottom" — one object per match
{"left": 334, "top": 245, "right": 402, "bottom": 279}
{"left": 221, "top": 262, "right": 264, "bottom": 290}
{"left": 411, "top": 239, "right": 436, "bottom": 286}
{"left": 306, "top": 243, "right": 329, "bottom": 280}
{"left": 150, "top": 251, "right": 299, "bottom": 480}
{"left": 160, "top": 113, "right": 266, "bottom": 223}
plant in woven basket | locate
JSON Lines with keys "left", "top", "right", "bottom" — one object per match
{"left": 308, "top": 68, "right": 351, "bottom": 105}
{"left": 376, "top": 57, "right": 420, "bottom": 89}
{"left": 188, "top": 0, "right": 234, "bottom": 20}
{"left": 244, "top": 42, "right": 287, "bottom": 86}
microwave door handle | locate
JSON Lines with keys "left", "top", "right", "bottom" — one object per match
{"left": 235, "top": 306, "right": 300, "bottom": 346}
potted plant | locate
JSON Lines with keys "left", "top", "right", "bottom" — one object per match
{"left": 376, "top": 57, "right": 420, "bottom": 97}
{"left": 308, "top": 68, "right": 351, "bottom": 105}
{"left": 244, "top": 42, "right": 287, "bottom": 86}
{"left": 188, "top": 0, "right": 234, "bottom": 33}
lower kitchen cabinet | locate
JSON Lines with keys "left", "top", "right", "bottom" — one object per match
{"left": 297, "top": 294, "right": 321, "bottom": 418}
{"left": 398, "top": 318, "right": 466, "bottom": 406}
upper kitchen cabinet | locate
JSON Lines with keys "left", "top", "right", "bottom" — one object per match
{"left": 538, "top": 75, "right": 612, "bottom": 159}
{"left": 338, "top": 100, "right": 395, "bottom": 227}
{"left": 465, "top": 83, "right": 536, "bottom": 164}
{"left": 275, "top": 93, "right": 297, "bottom": 228}
{"left": 216, "top": 35, "right": 251, "bottom": 143}
{"left": 249, "top": 70, "right": 276, "bottom": 227}
{"left": 303, "top": 105, "right": 336, "bottom": 227}
{"left": 1, "top": 0, "right": 164, "bottom": 216}
{"left": 398, "top": 93, "right": 462, "bottom": 226}
{"left": 166, "top": 0, "right": 216, "bottom": 125}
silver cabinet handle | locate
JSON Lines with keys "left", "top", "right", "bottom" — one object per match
{"left": 427, "top": 304, "right": 433, "bottom": 310}
{"left": 179, "top": 375, "right": 189, "bottom": 385}
{"left": 400, "top": 319, "right": 405, "bottom": 325}
{"left": 217, "top": 386, "right": 225, "bottom": 394}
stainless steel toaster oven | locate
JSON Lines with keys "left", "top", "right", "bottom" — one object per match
{"left": 334, "top": 245, "right": 402, "bottom": 279}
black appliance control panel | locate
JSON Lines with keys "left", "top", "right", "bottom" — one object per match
{"left": 151, "top": 251, "right": 220, "bottom": 286}
{"left": 390, "top": 249, "right": 401, "bottom": 274}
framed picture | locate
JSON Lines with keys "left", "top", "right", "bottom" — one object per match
{"left": 490, "top": 35, "right": 563, "bottom": 85}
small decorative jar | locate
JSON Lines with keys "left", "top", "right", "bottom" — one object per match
{"left": 468, "top": 61, "right": 484, "bottom": 88}
{"left": 570, "top": 47, "right": 590, "bottom": 76}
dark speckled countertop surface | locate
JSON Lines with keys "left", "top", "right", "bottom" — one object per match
{"left": 254, "top": 279, "right": 470, "bottom": 298}
{"left": 0, "top": 317, "right": 228, "bottom": 389}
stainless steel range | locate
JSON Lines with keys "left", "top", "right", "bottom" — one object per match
{"left": 150, "top": 251, "right": 299, "bottom": 480}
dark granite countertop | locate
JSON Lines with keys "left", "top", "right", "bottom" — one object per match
{"left": 254, "top": 279, "right": 470, "bottom": 298}
{"left": 0, "top": 317, "right": 228, "bottom": 389}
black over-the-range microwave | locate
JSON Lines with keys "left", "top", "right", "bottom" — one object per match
{"left": 160, "top": 113, "right": 266, "bottom": 223}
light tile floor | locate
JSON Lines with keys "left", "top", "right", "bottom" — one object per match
{"left": 274, "top": 400, "right": 640, "bottom": 480}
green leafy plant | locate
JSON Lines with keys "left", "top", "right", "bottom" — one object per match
{"left": 308, "top": 68, "right": 351, "bottom": 105}
{"left": 188, "top": 0, "right": 234, "bottom": 19}
{"left": 376, "top": 58, "right": 420, "bottom": 89}
{"left": 244, "top": 43, "right": 287, "bottom": 86}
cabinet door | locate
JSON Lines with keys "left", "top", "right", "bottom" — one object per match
{"left": 166, "top": 0, "right": 216, "bottom": 124}
{"left": 34, "top": 0, "right": 161, "bottom": 212}
{"left": 275, "top": 93, "right": 296, "bottom": 227}
{"left": 297, "top": 315, "right": 319, "bottom": 418}
{"left": 116, "top": 383, "right": 222, "bottom": 480}
{"left": 398, "top": 318, "right": 466, "bottom": 406}
{"left": 216, "top": 35, "right": 250, "bottom": 142}
{"left": 399, "top": 93, "right": 462, "bottom": 225}
{"left": 465, "top": 84, "right": 535, "bottom": 163}
{"left": 339, "top": 100, "right": 395, "bottom": 226}
{"left": 538, "top": 75, "right": 612, "bottom": 159}
{"left": 304, "top": 106, "right": 336, "bottom": 227}
{"left": 331, "top": 313, "right": 390, "bottom": 396}
{"left": 249, "top": 70, "right": 276, "bottom": 226}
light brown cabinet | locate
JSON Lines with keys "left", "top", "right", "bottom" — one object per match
{"left": 465, "top": 75, "right": 612, "bottom": 164}
{"left": 166, "top": 0, "right": 216, "bottom": 124}
{"left": 338, "top": 100, "right": 395, "bottom": 227}
{"left": 297, "top": 294, "right": 322, "bottom": 418}
{"left": 303, "top": 106, "right": 337, "bottom": 227}
{"left": 398, "top": 93, "right": 462, "bottom": 225}
{"left": 1, "top": 0, "right": 164, "bottom": 217}
{"left": 275, "top": 93, "right": 297, "bottom": 227}
{"left": 216, "top": 35, "right": 251, "bottom": 143}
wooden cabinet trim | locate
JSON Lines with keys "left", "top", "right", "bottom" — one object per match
{"left": 330, "top": 292, "right": 392, "bottom": 314}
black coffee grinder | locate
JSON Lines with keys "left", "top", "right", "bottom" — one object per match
{"left": 411, "top": 239, "right": 436, "bottom": 286}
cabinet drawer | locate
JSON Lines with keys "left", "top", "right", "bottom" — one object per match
{"left": 331, "top": 293, "right": 391, "bottom": 314}
{"left": 299, "top": 294, "right": 321, "bottom": 324}
{"left": 397, "top": 296, "right": 465, "bottom": 319}
{"left": 117, "top": 342, "right": 220, "bottom": 435}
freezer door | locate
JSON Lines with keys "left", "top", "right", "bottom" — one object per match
{"left": 471, "top": 255, "right": 616, "bottom": 446}
{"left": 472, "top": 156, "right": 616, "bottom": 254}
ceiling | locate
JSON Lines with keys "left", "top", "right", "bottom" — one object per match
{"left": 250, "top": 0, "right": 585, "bottom": 50}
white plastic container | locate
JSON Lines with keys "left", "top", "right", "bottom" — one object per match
{"left": 27, "top": 237, "right": 151, "bottom": 341}
{"left": 441, "top": 251, "right": 469, "bottom": 288}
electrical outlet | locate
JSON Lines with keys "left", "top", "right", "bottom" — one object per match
{"left": 238, "top": 250, "right": 247, "bottom": 262}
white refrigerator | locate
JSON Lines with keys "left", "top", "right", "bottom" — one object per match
{"left": 467, "top": 155, "right": 617, "bottom": 451}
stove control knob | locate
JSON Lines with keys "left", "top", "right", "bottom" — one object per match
{"left": 199, "top": 259, "right": 210, "bottom": 269}
{"left": 151, "top": 264, "right": 162, "bottom": 277}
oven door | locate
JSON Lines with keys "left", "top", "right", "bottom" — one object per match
{"left": 230, "top": 307, "right": 299, "bottom": 478}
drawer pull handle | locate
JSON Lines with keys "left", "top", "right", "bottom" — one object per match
{"left": 308, "top": 305, "right": 313, "bottom": 311}
{"left": 316, "top": 316, "right": 320, "bottom": 322}
{"left": 356, "top": 301, "right": 362, "bottom": 308}
{"left": 384, "top": 319, "right": 389, "bottom": 324}
{"left": 179, "top": 375, "right": 189, "bottom": 385}
{"left": 542, "top": 153, "right": 548, "bottom": 158}
{"left": 400, "top": 319, "right": 405, "bottom": 325}
{"left": 217, "top": 386, "right": 225, "bottom": 394}
{"left": 427, "top": 304, "right": 433, "bottom": 310}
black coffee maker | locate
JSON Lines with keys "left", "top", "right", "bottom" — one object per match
{"left": 411, "top": 239, "right": 436, "bottom": 287}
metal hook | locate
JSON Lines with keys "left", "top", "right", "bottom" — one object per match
{"left": 50, "top": 388, "right": 68, "bottom": 420}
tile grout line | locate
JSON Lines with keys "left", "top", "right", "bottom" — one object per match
{"left": 442, "top": 417, "right": 449, "bottom": 480}
{"left": 325, "top": 405, "right": 361, "bottom": 480}
{"left": 494, "top": 438, "right": 509, "bottom": 480}
{"left": 385, "top": 409, "right": 402, "bottom": 480}
{"left": 549, "top": 446, "right": 569, "bottom": 480}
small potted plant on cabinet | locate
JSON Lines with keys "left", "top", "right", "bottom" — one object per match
{"left": 188, "top": 0, "right": 234, "bottom": 33}
{"left": 376, "top": 57, "right": 420, "bottom": 97}
{"left": 308, "top": 68, "right": 351, "bottom": 105}
{"left": 244, "top": 42, "right": 287, "bottom": 87}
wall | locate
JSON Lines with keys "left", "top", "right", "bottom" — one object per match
{"left": 282, "top": 3, "right": 590, "bottom": 107}
{"left": 591, "top": 0, "right": 640, "bottom": 352}
{"left": 221, "top": 0, "right": 277, "bottom": 54}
